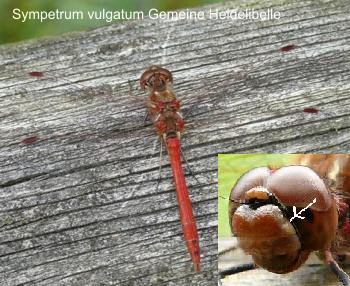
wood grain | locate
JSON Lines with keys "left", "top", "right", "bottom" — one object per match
{"left": 1, "top": 0, "right": 350, "bottom": 285}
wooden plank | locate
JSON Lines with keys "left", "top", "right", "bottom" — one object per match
{"left": 1, "top": 0, "right": 350, "bottom": 285}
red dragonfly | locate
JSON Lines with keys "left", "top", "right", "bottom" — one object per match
{"left": 219, "top": 154, "right": 350, "bottom": 286}
{"left": 24, "top": 65, "right": 204, "bottom": 271}
{"left": 140, "top": 66, "right": 200, "bottom": 272}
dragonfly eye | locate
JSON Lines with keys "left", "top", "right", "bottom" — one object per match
{"left": 266, "top": 166, "right": 332, "bottom": 211}
{"left": 229, "top": 165, "right": 338, "bottom": 274}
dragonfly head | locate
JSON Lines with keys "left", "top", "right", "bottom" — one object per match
{"left": 229, "top": 166, "right": 338, "bottom": 273}
{"left": 140, "top": 66, "right": 173, "bottom": 91}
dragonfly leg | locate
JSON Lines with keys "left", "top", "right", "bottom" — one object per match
{"left": 128, "top": 78, "right": 150, "bottom": 125}
{"left": 329, "top": 260, "right": 350, "bottom": 286}
{"left": 155, "top": 139, "right": 163, "bottom": 191}
{"left": 323, "top": 250, "right": 350, "bottom": 286}
{"left": 143, "top": 111, "right": 150, "bottom": 125}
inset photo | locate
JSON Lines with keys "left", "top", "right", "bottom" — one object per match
{"left": 218, "top": 154, "right": 350, "bottom": 286}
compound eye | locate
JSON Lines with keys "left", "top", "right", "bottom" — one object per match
{"left": 140, "top": 77, "right": 151, "bottom": 89}
{"left": 267, "top": 165, "right": 332, "bottom": 211}
{"left": 156, "top": 67, "right": 173, "bottom": 83}
{"left": 140, "top": 79, "right": 146, "bottom": 89}
{"left": 140, "top": 69, "right": 156, "bottom": 89}
{"left": 230, "top": 167, "right": 271, "bottom": 202}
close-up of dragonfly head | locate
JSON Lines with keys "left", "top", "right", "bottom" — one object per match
{"left": 229, "top": 165, "right": 337, "bottom": 274}
{"left": 219, "top": 154, "right": 350, "bottom": 286}
{"left": 140, "top": 65, "right": 173, "bottom": 92}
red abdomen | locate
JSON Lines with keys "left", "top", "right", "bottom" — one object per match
{"left": 167, "top": 137, "right": 200, "bottom": 272}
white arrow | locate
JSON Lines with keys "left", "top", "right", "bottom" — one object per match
{"left": 290, "top": 198, "right": 317, "bottom": 222}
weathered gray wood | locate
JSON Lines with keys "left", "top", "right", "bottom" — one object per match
{"left": 1, "top": 0, "right": 350, "bottom": 285}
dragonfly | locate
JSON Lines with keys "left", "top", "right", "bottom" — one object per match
{"left": 140, "top": 65, "right": 200, "bottom": 272}
{"left": 22, "top": 65, "right": 202, "bottom": 272}
{"left": 219, "top": 154, "right": 350, "bottom": 286}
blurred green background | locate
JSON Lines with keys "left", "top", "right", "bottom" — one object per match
{"left": 2, "top": 0, "right": 222, "bottom": 44}
{"left": 218, "top": 154, "right": 299, "bottom": 237}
